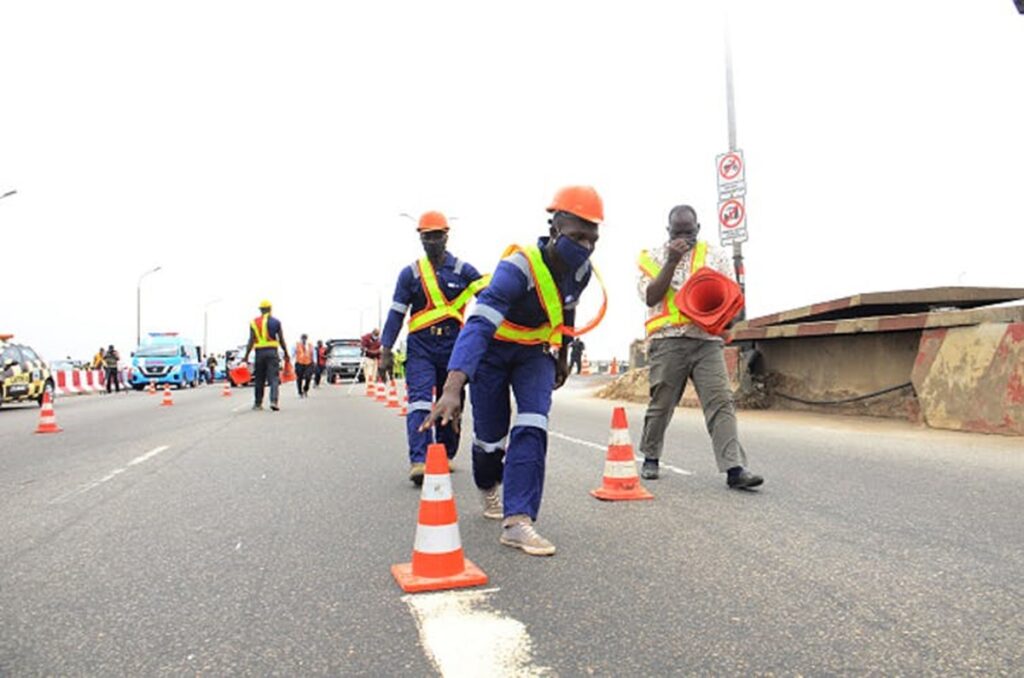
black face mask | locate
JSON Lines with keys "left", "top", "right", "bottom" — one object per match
{"left": 423, "top": 241, "right": 445, "bottom": 259}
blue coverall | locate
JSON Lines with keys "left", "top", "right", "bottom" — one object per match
{"left": 381, "top": 252, "right": 483, "bottom": 463}
{"left": 448, "top": 237, "right": 592, "bottom": 520}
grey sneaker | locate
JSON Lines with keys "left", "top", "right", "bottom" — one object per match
{"left": 251, "top": 404, "right": 263, "bottom": 411}
{"left": 500, "top": 515, "right": 556, "bottom": 556}
{"left": 480, "top": 485, "right": 503, "bottom": 520}
{"left": 409, "top": 462, "right": 425, "bottom": 486}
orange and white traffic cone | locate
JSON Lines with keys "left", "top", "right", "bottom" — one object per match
{"left": 399, "top": 394, "right": 408, "bottom": 417}
{"left": 375, "top": 379, "right": 387, "bottom": 403}
{"left": 222, "top": 381, "right": 232, "bottom": 397}
{"left": 365, "top": 378, "right": 375, "bottom": 397}
{"left": 34, "top": 392, "right": 62, "bottom": 434}
{"left": 147, "top": 380, "right": 156, "bottom": 395}
{"left": 387, "top": 380, "right": 400, "bottom": 409}
{"left": 591, "top": 407, "right": 653, "bottom": 501}
{"left": 581, "top": 354, "right": 592, "bottom": 376}
{"left": 609, "top": 357, "right": 619, "bottom": 375}
{"left": 391, "top": 443, "right": 488, "bottom": 593}
{"left": 160, "top": 385, "right": 174, "bottom": 407}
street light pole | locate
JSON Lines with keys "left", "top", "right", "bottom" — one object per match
{"left": 203, "top": 298, "right": 222, "bottom": 357}
{"left": 0, "top": 189, "right": 17, "bottom": 201}
{"left": 136, "top": 266, "right": 162, "bottom": 347}
{"left": 723, "top": 3, "right": 746, "bottom": 322}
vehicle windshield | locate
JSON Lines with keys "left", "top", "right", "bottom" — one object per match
{"left": 329, "top": 346, "right": 361, "bottom": 358}
{"left": 135, "top": 345, "right": 180, "bottom": 358}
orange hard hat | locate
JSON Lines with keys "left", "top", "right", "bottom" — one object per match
{"left": 417, "top": 211, "right": 449, "bottom": 232}
{"left": 546, "top": 185, "right": 604, "bottom": 224}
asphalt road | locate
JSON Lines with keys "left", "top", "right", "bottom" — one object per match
{"left": 1, "top": 378, "right": 1022, "bottom": 676}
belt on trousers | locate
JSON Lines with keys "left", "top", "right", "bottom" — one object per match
{"left": 427, "top": 325, "right": 456, "bottom": 337}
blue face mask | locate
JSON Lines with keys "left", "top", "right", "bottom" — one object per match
{"left": 553, "top": 232, "right": 592, "bottom": 271}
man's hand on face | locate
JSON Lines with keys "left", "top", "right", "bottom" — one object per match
{"left": 666, "top": 238, "right": 693, "bottom": 263}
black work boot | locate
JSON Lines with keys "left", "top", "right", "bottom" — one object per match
{"left": 641, "top": 458, "right": 660, "bottom": 480}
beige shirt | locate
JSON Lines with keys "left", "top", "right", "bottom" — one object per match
{"left": 636, "top": 240, "right": 736, "bottom": 342}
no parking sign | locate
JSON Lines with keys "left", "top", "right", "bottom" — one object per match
{"left": 715, "top": 149, "right": 748, "bottom": 245}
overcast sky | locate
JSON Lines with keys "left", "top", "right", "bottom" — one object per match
{"left": 2, "top": 1, "right": 1022, "bottom": 363}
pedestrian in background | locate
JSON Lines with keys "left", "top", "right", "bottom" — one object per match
{"left": 360, "top": 328, "right": 381, "bottom": 384}
{"left": 92, "top": 347, "right": 105, "bottom": 371}
{"left": 103, "top": 345, "right": 121, "bottom": 393}
{"left": 294, "top": 334, "right": 314, "bottom": 397}
{"left": 314, "top": 340, "right": 327, "bottom": 387}
{"left": 242, "top": 299, "right": 288, "bottom": 412}
{"left": 423, "top": 186, "right": 604, "bottom": 556}
{"left": 569, "top": 337, "right": 585, "bottom": 374}
{"left": 379, "top": 210, "right": 486, "bottom": 486}
{"left": 636, "top": 204, "right": 763, "bottom": 489}
{"left": 206, "top": 354, "right": 218, "bottom": 383}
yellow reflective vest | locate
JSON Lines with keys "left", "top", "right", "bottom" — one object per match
{"left": 250, "top": 313, "right": 280, "bottom": 349}
{"left": 493, "top": 245, "right": 566, "bottom": 348}
{"left": 407, "top": 257, "right": 490, "bottom": 333}
{"left": 637, "top": 241, "right": 707, "bottom": 337}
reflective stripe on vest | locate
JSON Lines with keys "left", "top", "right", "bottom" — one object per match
{"left": 637, "top": 241, "right": 707, "bottom": 337}
{"left": 251, "top": 314, "right": 280, "bottom": 349}
{"left": 407, "top": 257, "right": 489, "bottom": 333}
{"left": 493, "top": 245, "right": 565, "bottom": 347}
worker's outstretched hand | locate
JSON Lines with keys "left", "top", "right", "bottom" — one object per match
{"left": 419, "top": 392, "right": 463, "bottom": 434}
{"left": 554, "top": 359, "right": 570, "bottom": 390}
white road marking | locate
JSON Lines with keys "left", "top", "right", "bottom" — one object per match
{"left": 49, "top": 445, "right": 171, "bottom": 504}
{"left": 403, "top": 587, "right": 551, "bottom": 677}
{"left": 231, "top": 405, "right": 248, "bottom": 413}
{"left": 549, "top": 430, "right": 693, "bottom": 476}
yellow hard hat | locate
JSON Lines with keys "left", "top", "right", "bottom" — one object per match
{"left": 259, "top": 299, "right": 272, "bottom": 309}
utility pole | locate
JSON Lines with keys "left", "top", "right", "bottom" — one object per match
{"left": 723, "top": 4, "right": 746, "bottom": 321}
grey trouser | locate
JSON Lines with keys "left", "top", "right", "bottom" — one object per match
{"left": 639, "top": 336, "right": 747, "bottom": 472}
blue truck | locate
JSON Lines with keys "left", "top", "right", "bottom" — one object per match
{"left": 130, "top": 332, "right": 202, "bottom": 390}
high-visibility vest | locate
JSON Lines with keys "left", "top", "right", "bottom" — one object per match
{"left": 637, "top": 241, "right": 707, "bottom": 337}
{"left": 250, "top": 313, "right": 280, "bottom": 349}
{"left": 493, "top": 245, "right": 567, "bottom": 347}
{"left": 407, "top": 256, "right": 490, "bottom": 333}
{"left": 295, "top": 342, "right": 313, "bottom": 365}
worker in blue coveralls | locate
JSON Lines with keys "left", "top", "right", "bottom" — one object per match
{"left": 421, "top": 186, "right": 604, "bottom": 557}
{"left": 379, "top": 210, "right": 486, "bottom": 487}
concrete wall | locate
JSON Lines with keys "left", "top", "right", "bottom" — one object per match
{"left": 754, "top": 332, "right": 922, "bottom": 419}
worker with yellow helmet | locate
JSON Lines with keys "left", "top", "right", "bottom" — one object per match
{"left": 242, "top": 299, "right": 289, "bottom": 411}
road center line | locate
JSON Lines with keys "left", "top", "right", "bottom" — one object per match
{"left": 403, "top": 587, "right": 551, "bottom": 677}
{"left": 49, "top": 445, "right": 171, "bottom": 504}
{"left": 549, "top": 430, "right": 693, "bottom": 476}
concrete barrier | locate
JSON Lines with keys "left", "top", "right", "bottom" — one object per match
{"left": 911, "top": 323, "right": 1024, "bottom": 435}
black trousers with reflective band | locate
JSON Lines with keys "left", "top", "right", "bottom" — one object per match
{"left": 253, "top": 350, "right": 280, "bottom": 405}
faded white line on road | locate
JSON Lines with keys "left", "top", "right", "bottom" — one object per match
{"left": 49, "top": 445, "right": 171, "bottom": 504}
{"left": 549, "top": 430, "right": 693, "bottom": 476}
{"left": 403, "top": 587, "right": 551, "bottom": 677}
{"left": 231, "top": 405, "right": 248, "bottom": 413}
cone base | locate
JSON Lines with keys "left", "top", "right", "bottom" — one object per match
{"left": 391, "top": 558, "right": 489, "bottom": 593}
{"left": 161, "top": 402, "right": 174, "bottom": 407}
{"left": 34, "top": 426, "right": 63, "bottom": 434}
{"left": 590, "top": 486, "right": 654, "bottom": 501}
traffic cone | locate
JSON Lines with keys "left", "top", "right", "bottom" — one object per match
{"left": 591, "top": 407, "right": 653, "bottom": 501}
{"left": 376, "top": 379, "right": 387, "bottom": 403}
{"left": 391, "top": 443, "right": 488, "bottom": 593}
{"left": 399, "top": 394, "right": 408, "bottom": 417}
{"left": 581, "top": 354, "right": 592, "bottom": 376}
{"left": 673, "top": 267, "right": 745, "bottom": 336}
{"left": 160, "top": 385, "right": 174, "bottom": 407}
{"left": 365, "top": 378, "right": 375, "bottom": 397}
{"left": 147, "top": 380, "right": 156, "bottom": 395}
{"left": 222, "top": 381, "right": 232, "bottom": 397}
{"left": 387, "top": 380, "right": 400, "bottom": 409}
{"left": 609, "top": 357, "right": 619, "bottom": 376}
{"left": 34, "top": 392, "right": 62, "bottom": 434}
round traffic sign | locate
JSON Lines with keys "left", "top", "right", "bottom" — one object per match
{"left": 718, "top": 152, "right": 743, "bottom": 181}
{"left": 719, "top": 199, "right": 745, "bottom": 229}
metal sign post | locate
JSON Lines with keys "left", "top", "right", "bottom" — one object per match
{"left": 721, "top": 5, "right": 747, "bottom": 320}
